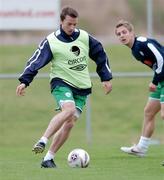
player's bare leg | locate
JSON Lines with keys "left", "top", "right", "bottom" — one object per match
{"left": 121, "top": 99, "right": 160, "bottom": 157}
{"left": 32, "top": 102, "right": 76, "bottom": 154}
{"left": 141, "top": 99, "right": 160, "bottom": 137}
{"left": 49, "top": 117, "right": 76, "bottom": 153}
{"left": 41, "top": 118, "right": 76, "bottom": 168}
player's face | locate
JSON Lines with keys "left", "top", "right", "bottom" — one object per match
{"left": 115, "top": 26, "right": 134, "bottom": 47}
{"left": 61, "top": 15, "right": 78, "bottom": 35}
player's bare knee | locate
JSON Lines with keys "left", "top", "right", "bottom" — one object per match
{"left": 66, "top": 107, "right": 76, "bottom": 117}
{"left": 144, "top": 107, "right": 153, "bottom": 118}
{"left": 63, "top": 120, "right": 75, "bottom": 131}
{"left": 62, "top": 103, "right": 76, "bottom": 118}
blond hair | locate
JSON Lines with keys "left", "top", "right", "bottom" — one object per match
{"left": 115, "top": 20, "right": 134, "bottom": 33}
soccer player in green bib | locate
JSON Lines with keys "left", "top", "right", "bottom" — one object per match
{"left": 16, "top": 7, "right": 112, "bottom": 168}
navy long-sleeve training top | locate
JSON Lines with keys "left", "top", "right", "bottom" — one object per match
{"left": 19, "top": 27, "right": 112, "bottom": 95}
{"left": 131, "top": 36, "right": 164, "bottom": 85}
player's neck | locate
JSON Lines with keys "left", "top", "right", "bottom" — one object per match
{"left": 127, "top": 36, "right": 135, "bottom": 48}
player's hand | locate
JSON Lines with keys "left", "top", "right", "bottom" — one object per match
{"left": 16, "top": 83, "right": 26, "bottom": 96}
{"left": 102, "top": 81, "right": 112, "bottom": 95}
{"left": 149, "top": 82, "right": 156, "bottom": 92}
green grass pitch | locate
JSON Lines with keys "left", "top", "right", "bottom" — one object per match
{"left": 0, "top": 44, "right": 164, "bottom": 180}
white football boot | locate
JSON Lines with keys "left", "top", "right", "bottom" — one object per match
{"left": 120, "top": 144, "right": 146, "bottom": 157}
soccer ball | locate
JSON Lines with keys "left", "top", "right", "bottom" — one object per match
{"left": 67, "top": 148, "right": 90, "bottom": 168}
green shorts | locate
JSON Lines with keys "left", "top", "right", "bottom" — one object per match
{"left": 52, "top": 86, "right": 87, "bottom": 112}
{"left": 149, "top": 81, "right": 164, "bottom": 103}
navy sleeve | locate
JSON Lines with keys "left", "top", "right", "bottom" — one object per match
{"left": 19, "top": 39, "right": 53, "bottom": 86}
{"left": 143, "top": 41, "right": 164, "bottom": 85}
{"left": 89, "top": 35, "right": 112, "bottom": 81}
{"left": 133, "top": 37, "right": 164, "bottom": 85}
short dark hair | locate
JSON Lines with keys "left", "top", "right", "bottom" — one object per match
{"left": 60, "top": 7, "right": 79, "bottom": 21}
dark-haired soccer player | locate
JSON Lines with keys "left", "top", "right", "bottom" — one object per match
{"left": 16, "top": 6, "right": 112, "bottom": 168}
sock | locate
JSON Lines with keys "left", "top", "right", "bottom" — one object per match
{"left": 137, "top": 136, "right": 150, "bottom": 151}
{"left": 44, "top": 151, "right": 55, "bottom": 161}
{"left": 39, "top": 136, "right": 48, "bottom": 145}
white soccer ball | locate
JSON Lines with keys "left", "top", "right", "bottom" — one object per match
{"left": 67, "top": 148, "right": 90, "bottom": 168}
